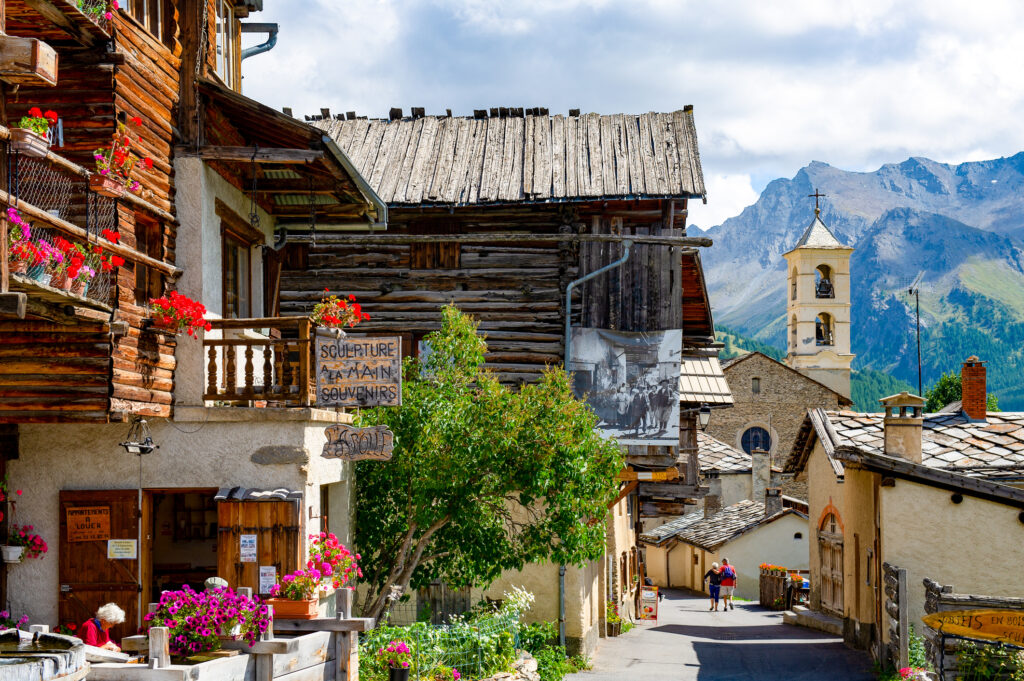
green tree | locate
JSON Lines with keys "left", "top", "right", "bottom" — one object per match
{"left": 353, "top": 305, "right": 625, "bottom": 621}
{"left": 924, "top": 371, "right": 1000, "bottom": 413}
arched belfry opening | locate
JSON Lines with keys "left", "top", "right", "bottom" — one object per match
{"left": 816, "top": 312, "right": 834, "bottom": 346}
{"left": 815, "top": 264, "right": 834, "bottom": 298}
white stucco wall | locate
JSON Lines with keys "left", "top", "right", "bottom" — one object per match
{"left": 718, "top": 513, "right": 810, "bottom": 600}
{"left": 881, "top": 481, "right": 1024, "bottom": 632}
{"left": 8, "top": 411, "right": 352, "bottom": 626}
{"left": 720, "top": 472, "right": 753, "bottom": 509}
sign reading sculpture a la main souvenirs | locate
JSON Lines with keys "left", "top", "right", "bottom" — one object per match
{"left": 322, "top": 424, "right": 394, "bottom": 461}
{"left": 922, "top": 609, "right": 1024, "bottom": 646}
{"left": 315, "top": 334, "right": 402, "bottom": 407}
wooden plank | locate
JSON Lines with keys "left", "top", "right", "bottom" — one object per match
{"left": 366, "top": 121, "right": 396, "bottom": 198}
{"left": 585, "top": 113, "right": 603, "bottom": 197}
{"left": 442, "top": 118, "right": 472, "bottom": 204}
{"left": 612, "top": 114, "right": 629, "bottom": 196}
{"left": 174, "top": 146, "right": 323, "bottom": 163}
{"left": 600, "top": 114, "right": 616, "bottom": 196}
{"left": 426, "top": 117, "right": 456, "bottom": 201}
{"left": 479, "top": 118, "right": 505, "bottom": 202}
{"left": 637, "top": 114, "right": 657, "bottom": 194}
{"left": 624, "top": 114, "right": 645, "bottom": 194}
{"left": 649, "top": 113, "right": 669, "bottom": 195}
{"left": 271, "top": 631, "right": 333, "bottom": 677}
{"left": 534, "top": 115, "right": 551, "bottom": 200}
{"left": 522, "top": 115, "right": 535, "bottom": 196}
{"left": 271, "top": 619, "right": 374, "bottom": 633}
{"left": 393, "top": 117, "right": 425, "bottom": 203}
{"left": 466, "top": 118, "right": 488, "bottom": 204}
{"left": 674, "top": 109, "right": 700, "bottom": 195}
{"left": 663, "top": 115, "right": 683, "bottom": 195}
{"left": 377, "top": 119, "right": 414, "bottom": 203}
{"left": 564, "top": 115, "right": 578, "bottom": 197}
{"left": 498, "top": 117, "right": 522, "bottom": 202}
{"left": 405, "top": 116, "right": 438, "bottom": 203}
{"left": 551, "top": 114, "right": 565, "bottom": 198}
{"left": 275, "top": 660, "right": 336, "bottom": 681}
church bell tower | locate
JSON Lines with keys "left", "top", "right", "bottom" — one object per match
{"left": 783, "top": 190, "right": 855, "bottom": 399}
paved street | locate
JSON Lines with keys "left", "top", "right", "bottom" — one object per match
{"left": 566, "top": 589, "right": 874, "bottom": 681}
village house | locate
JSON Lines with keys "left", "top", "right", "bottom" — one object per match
{"left": 783, "top": 357, "right": 1024, "bottom": 656}
{"left": 281, "top": 106, "right": 724, "bottom": 654}
{"left": 0, "top": 0, "right": 383, "bottom": 644}
{"left": 640, "top": 492, "right": 809, "bottom": 600}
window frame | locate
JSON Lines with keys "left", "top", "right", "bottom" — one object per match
{"left": 216, "top": 200, "right": 264, "bottom": 319}
{"left": 215, "top": 0, "right": 239, "bottom": 90}
{"left": 134, "top": 213, "right": 165, "bottom": 307}
{"left": 126, "top": 0, "right": 169, "bottom": 46}
{"left": 740, "top": 426, "right": 772, "bottom": 455}
{"left": 751, "top": 377, "right": 761, "bottom": 394}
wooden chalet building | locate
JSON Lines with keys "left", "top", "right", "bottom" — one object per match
{"left": 281, "top": 106, "right": 729, "bottom": 653}
{"left": 0, "top": 0, "right": 382, "bottom": 641}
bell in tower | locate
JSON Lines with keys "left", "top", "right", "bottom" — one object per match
{"left": 783, "top": 189, "right": 855, "bottom": 399}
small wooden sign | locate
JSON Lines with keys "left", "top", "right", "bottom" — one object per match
{"left": 315, "top": 335, "right": 402, "bottom": 407}
{"left": 67, "top": 506, "right": 110, "bottom": 543}
{"left": 922, "top": 609, "right": 1024, "bottom": 646}
{"left": 322, "top": 424, "right": 395, "bottom": 461}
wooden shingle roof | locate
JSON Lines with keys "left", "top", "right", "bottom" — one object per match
{"left": 314, "top": 109, "right": 705, "bottom": 206}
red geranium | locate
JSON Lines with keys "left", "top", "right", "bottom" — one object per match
{"left": 101, "top": 229, "right": 121, "bottom": 244}
{"left": 148, "top": 291, "right": 210, "bottom": 338}
{"left": 311, "top": 291, "right": 369, "bottom": 328}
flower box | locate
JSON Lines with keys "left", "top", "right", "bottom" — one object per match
{"left": 9, "top": 127, "right": 49, "bottom": 158}
{"left": 89, "top": 174, "right": 125, "bottom": 198}
{"left": 265, "top": 598, "right": 318, "bottom": 620}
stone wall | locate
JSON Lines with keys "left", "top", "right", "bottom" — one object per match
{"left": 708, "top": 353, "right": 843, "bottom": 467}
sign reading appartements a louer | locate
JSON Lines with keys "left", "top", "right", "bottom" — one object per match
{"left": 322, "top": 424, "right": 394, "bottom": 461}
{"left": 315, "top": 335, "right": 402, "bottom": 407}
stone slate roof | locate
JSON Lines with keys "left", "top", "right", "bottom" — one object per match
{"left": 791, "top": 213, "right": 849, "bottom": 249}
{"left": 698, "top": 432, "right": 751, "bottom": 473}
{"left": 640, "top": 500, "right": 807, "bottom": 550}
{"left": 314, "top": 109, "right": 705, "bottom": 206}
{"left": 719, "top": 352, "right": 853, "bottom": 406}
{"left": 788, "top": 409, "right": 1024, "bottom": 481}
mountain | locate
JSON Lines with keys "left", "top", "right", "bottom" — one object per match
{"left": 702, "top": 153, "right": 1024, "bottom": 410}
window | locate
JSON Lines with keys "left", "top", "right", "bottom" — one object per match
{"left": 815, "top": 264, "right": 834, "bottom": 298}
{"left": 794, "top": 532, "right": 803, "bottom": 540}
{"left": 217, "top": 200, "right": 264, "bottom": 319}
{"left": 215, "top": 0, "right": 239, "bottom": 90}
{"left": 816, "top": 313, "right": 834, "bottom": 346}
{"left": 791, "top": 268, "right": 798, "bottom": 300}
{"left": 134, "top": 214, "right": 164, "bottom": 306}
{"left": 740, "top": 426, "right": 771, "bottom": 455}
{"left": 127, "top": 0, "right": 165, "bottom": 43}
{"left": 751, "top": 377, "right": 761, "bottom": 394}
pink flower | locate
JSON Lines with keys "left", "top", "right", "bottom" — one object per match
{"left": 104, "top": 10, "right": 112, "bottom": 19}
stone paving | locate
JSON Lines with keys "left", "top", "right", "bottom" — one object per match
{"left": 566, "top": 589, "right": 874, "bottom": 681}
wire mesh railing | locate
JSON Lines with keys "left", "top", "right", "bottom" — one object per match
{"left": 73, "top": 0, "right": 113, "bottom": 32}
{"left": 5, "top": 147, "right": 120, "bottom": 307}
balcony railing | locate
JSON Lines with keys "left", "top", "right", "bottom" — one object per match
{"left": 1, "top": 127, "right": 180, "bottom": 310}
{"left": 203, "top": 318, "right": 315, "bottom": 407}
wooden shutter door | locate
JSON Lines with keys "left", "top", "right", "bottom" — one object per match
{"left": 217, "top": 501, "right": 300, "bottom": 595}
{"left": 59, "top": 490, "right": 140, "bottom": 643}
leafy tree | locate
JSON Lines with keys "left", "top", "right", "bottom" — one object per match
{"left": 353, "top": 305, "right": 625, "bottom": 621}
{"left": 924, "top": 371, "right": 999, "bottom": 413}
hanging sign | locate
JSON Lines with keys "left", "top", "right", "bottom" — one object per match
{"left": 107, "top": 539, "right": 137, "bottom": 560}
{"left": 240, "top": 534, "right": 258, "bottom": 563}
{"left": 315, "top": 335, "right": 402, "bottom": 407}
{"left": 638, "top": 586, "right": 659, "bottom": 621}
{"left": 922, "top": 609, "right": 1024, "bottom": 646}
{"left": 258, "top": 566, "right": 277, "bottom": 595}
{"left": 67, "top": 506, "right": 110, "bottom": 543}
{"left": 322, "top": 424, "right": 394, "bottom": 461}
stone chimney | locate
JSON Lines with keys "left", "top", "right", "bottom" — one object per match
{"left": 703, "top": 494, "right": 722, "bottom": 519}
{"left": 879, "top": 392, "right": 925, "bottom": 464}
{"left": 961, "top": 356, "right": 988, "bottom": 421}
{"left": 751, "top": 448, "right": 771, "bottom": 502}
{"left": 764, "top": 487, "right": 783, "bottom": 517}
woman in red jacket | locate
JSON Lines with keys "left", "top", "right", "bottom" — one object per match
{"left": 78, "top": 603, "right": 124, "bottom": 651}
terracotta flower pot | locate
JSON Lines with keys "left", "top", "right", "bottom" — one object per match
{"left": 50, "top": 270, "right": 71, "bottom": 290}
{"left": 70, "top": 278, "right": 89, "bottom": 297}
{"left": 10, "top": 259, "right": 29, "bottom": 275}
{"left": 89, "top": 174, "right": 125, "bottom": 198}
{"left": 265, "top": 598, "right": 318, "bottom": 620}
{"left": 9, "top": 128, "right": 50, "bottom": 158}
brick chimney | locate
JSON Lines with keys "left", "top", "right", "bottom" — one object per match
{"left": 961, "top": 356, "right": 988, "bottom": 421}
{"left": 764, "top": 487, "right": 783, "bottom": 517}
{"left": 879, "top": 392, "right": 925, "bottom": 464}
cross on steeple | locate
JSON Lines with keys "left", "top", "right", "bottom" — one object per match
{"left": 808, "top": 189, "right": 826, "bottom": 215}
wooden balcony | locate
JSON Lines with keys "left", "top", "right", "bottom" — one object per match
{"left": 203, "top": 318, "right": 315, "bottom": 407}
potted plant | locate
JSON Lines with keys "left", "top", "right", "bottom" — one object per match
{"left": 4, "top": 524, "right": 47, "bottom": 563}
{"left": 266, "top": 569, "right": 321, "bottom": 619}
{"left": 606, "top": 600, "right": 622, "bottom": 636}
{"left": 0, "top": 611, "right": 29, "bottom": 630}
{"left": 308, "top": 532, "right": 362, "bottom": 591}
{"left": 429, "top": 666, "right": 461, "bottom": 681}
{"left": 10, "top": 107, "right": 57, "bottom": 158}
{"left": 375, "top": 640, "right": 413, "bottom": 681}
{"left": 311, "top": 289, "right": 370, "bottom": 331}
{"left": 143, "top": 585, "right": 271, "bottom": 658}
{"left": 90, "top": 116, "right": 152, "bottom": 198}
{"left": 8, "top": 241, "right": 43, "bottom": 277}
{"left": 76, "top": 0, "right": 120, "bottom": 22}
{"left": 147, "top": 291, "right": 211, "bottom": 337}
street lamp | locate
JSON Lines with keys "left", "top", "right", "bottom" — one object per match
{"left": 119, "top": 417, "right": 158, "bottom": 455}
{"left": 697, "top": 405, "right": 712, "bottom": 431}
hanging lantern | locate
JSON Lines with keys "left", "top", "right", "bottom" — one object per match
{"left": 119, "top": 417, "right": 158, "bottom": 455}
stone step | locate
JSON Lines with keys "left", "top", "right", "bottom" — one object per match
{"left": 794, "top": 608, "right": 843, "bottom": 636}
{"left": 782, "top": 610, "right": 798, "bottom": 626}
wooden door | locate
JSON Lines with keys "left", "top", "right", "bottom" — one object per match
{"left": 59, "top": 490, "right": 140, "bottom": 643}
{"left": 217, "top": 501, "right": 300, "bottom": 596}
{"left": 818, "top": 513, "right": 844, "bottom": 616}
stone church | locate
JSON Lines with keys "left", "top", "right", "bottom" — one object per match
{"left": 705, "top": 203, "right": 854, "bottom": 470}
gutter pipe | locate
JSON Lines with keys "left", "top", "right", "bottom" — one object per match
{"left": 560, "top": 239, "right": 633, "bottom": 649}
{"left": 240, "top": 23, "right": 279, "bottom": 61}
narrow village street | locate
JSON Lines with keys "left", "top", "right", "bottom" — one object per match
{"left": 566, "top": 590, "right": 874, "bottom": 681}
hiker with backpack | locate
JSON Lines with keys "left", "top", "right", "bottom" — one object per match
{"left": 720, "top": 558, "right": 737, "bottom": 611}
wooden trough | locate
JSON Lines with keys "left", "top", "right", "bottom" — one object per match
{"left": 89, "top": 590, "right": 373, "bottom": 681}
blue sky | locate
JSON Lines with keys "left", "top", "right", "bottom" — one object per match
{"left": 242, "top": 0, "right": 1024, "bottom": 229}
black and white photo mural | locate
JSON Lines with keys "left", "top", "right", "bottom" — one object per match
{"left": 569, "top": 328, "right": 682, "bottom": 445}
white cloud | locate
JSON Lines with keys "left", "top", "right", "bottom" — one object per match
{"left": 687, "top": 174, "right": 760, "bottom": 230}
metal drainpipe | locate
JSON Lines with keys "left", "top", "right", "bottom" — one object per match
{"left": 560, "top": 239, "right": 633, "bottom": 649}
{"left": 240, "top": 23, "right": 279, "bottom": 61}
